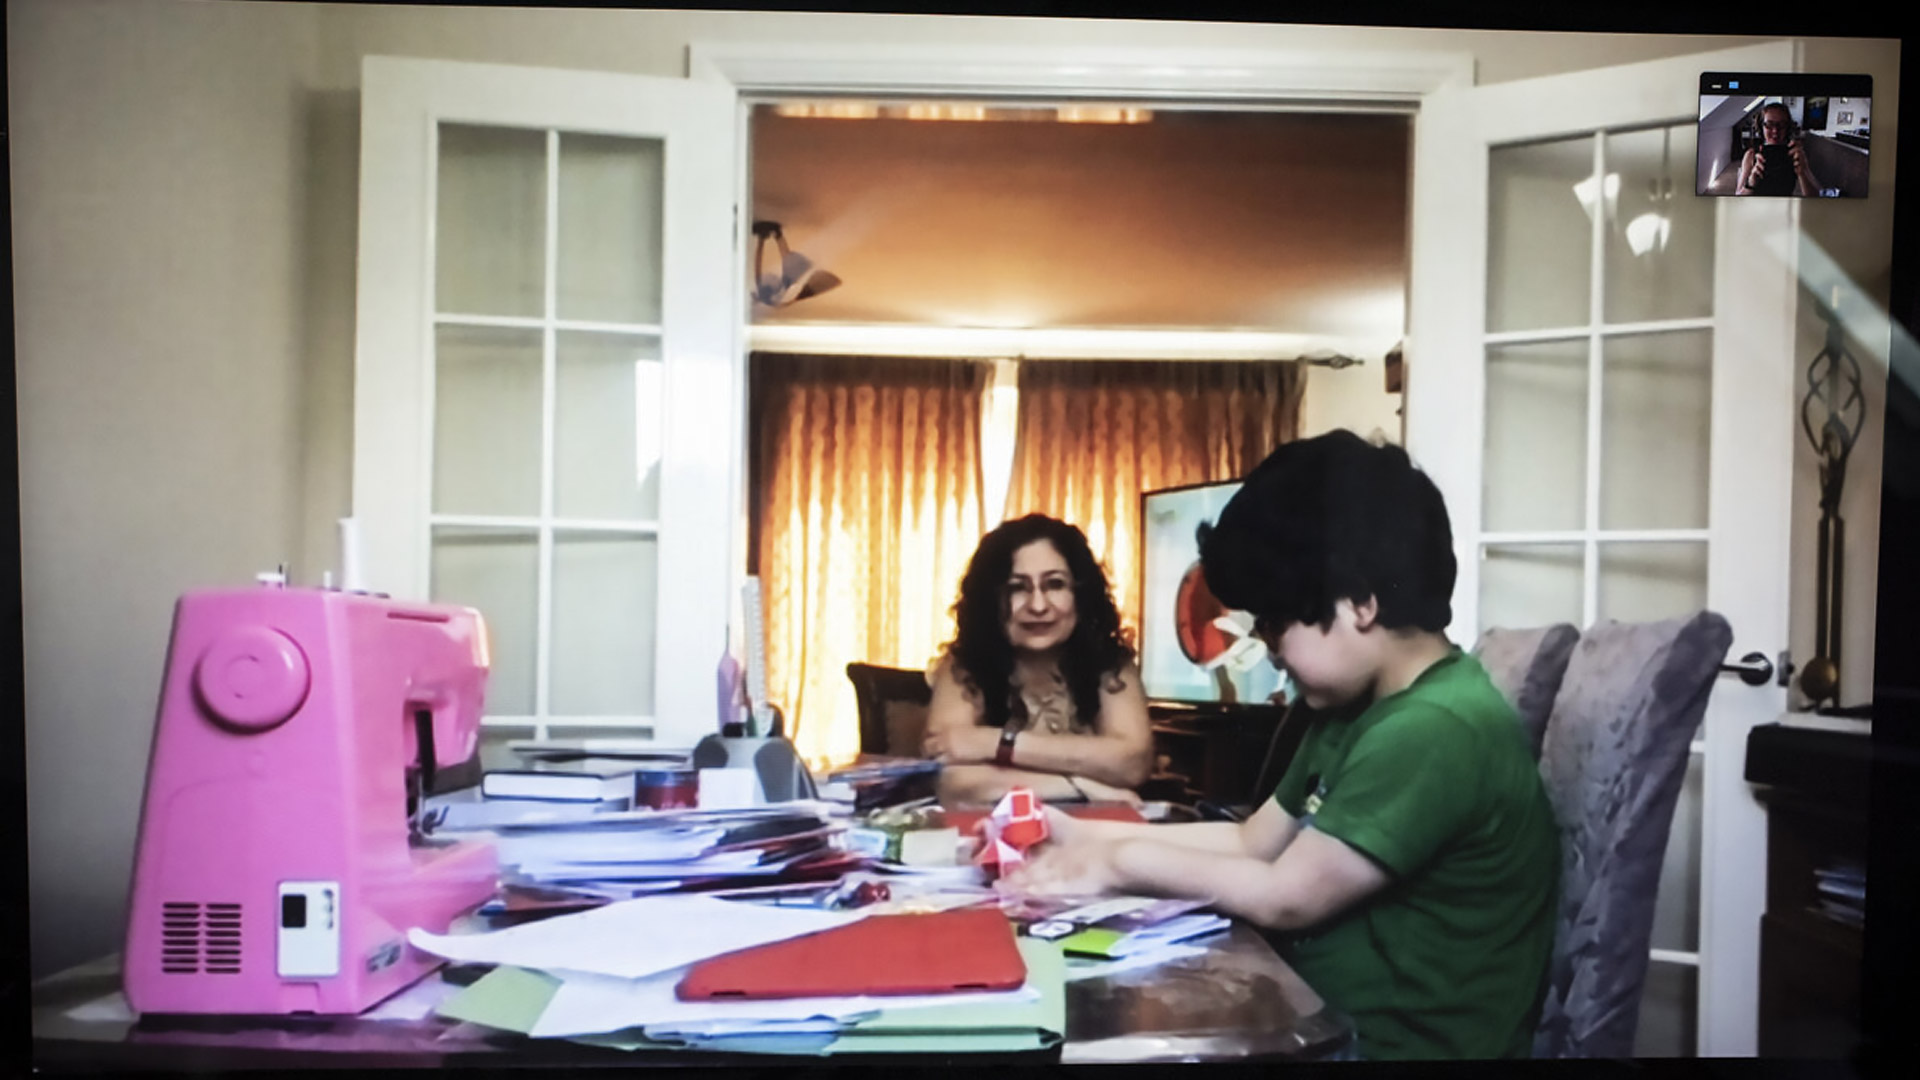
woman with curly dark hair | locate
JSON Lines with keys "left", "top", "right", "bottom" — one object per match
{"left": 921, "top": 514, "right": 1154, "bottom": 808}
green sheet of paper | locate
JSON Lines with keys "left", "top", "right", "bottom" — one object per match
{"left": 434, "top": 965, "right": 561, "bottom": 1034}
{"left": 1054, "top": 927, "right": 1127, "bottom": 959}
{"left": 819, "top": 935, "right": 1065, "bottom": 1053}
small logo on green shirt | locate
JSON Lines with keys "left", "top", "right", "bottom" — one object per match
{"left": 1302, "top": 773, "right": 1327, "bottom": 823}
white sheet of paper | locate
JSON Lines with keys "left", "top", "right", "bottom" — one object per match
{"left": 646, "top": 1017, "right": 849, "bottom": 1039}
{"left": 493, "top": 826, "right": 731, "bottom": 866}
{"left": 511, "top": 849, "right": 770, "bottom": 880}
{"left": 698, "top": 768, "right": 761, "bottom": 810}
{"left": 65, "top": 992, "right": 136, "bottom": 1023}
{"left": 532, "top": 963, "right": 1040, "bottom": 1038}
{"left": 407, "top": 895, "right": 864, "bottom": 980}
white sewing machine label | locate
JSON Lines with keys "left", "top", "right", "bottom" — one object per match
{"left": 277, "top": 881, "right": 342, "bottom": 978}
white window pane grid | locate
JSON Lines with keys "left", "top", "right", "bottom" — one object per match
{"left": 1649, "top": 750, "right": 1704, "bottom": 958}
{"left": 429, "top": 122, "right": 668, "bottom": 739}
{"left": 435, "top": 123, "right": 545, "bottom": 317}
{"left": 1488, "top": 135, "right": 1593, "bottom": 333}
{"left": 555, "top": 132, "right": 665, "bottom": 325}
{"left": 1480, "top": 122, "right": 1712, "bottom": 1055}
{"left": 1635, "top": 962, "right": 1699, "bottom": 1057}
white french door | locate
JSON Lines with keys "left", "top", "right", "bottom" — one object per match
{"left": 1408, "top": 42, "right": 1801, "bottom": 1056}
{"left": 353, "top": 58, "right": 737, "bottom": 747}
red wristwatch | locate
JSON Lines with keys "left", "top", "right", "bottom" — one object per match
{"left": 995, "top": 726, "right": 1018, "bottom": 766}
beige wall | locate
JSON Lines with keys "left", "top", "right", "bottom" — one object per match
{"left": 10, "top": 0, "right": 1899, "bottom": 977}
{"left": 10, "top": 0, "right": 323, "bottom": 975}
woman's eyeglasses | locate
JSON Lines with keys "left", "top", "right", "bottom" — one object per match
{"left": 1005, "top": 577, "right": 1074, "bottom": 603}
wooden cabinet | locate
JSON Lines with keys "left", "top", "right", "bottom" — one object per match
{"left": 1745, "top": 723, "right": 1869, "bottom": 1057}
{"left": 1147, "top": 702, "right": 1292, "bottom": 807}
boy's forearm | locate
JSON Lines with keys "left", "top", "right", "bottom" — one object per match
{"left": 1104, "top": 837, "right": 1306, "bottom": 929}
{"left": 1074, "top": 818, "right": 1254, "bottom": 855}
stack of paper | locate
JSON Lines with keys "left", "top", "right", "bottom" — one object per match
{"left": 415, "top": 894, "right": 1064, "bottom": 1054}
{"left": 429, "top": 803, "right": 855, "bottom": 901}
{"left": 424, "top": 797, "right": 622, "bottom": 832}
{"left": 1055, "top": 912, "right": 1229, "bottom": 959}
{"left": 818, "top": 756, "right": 942, "bottom": 812}
{"left": 1006, "top": 894, "right": 1228, "bottom": 961}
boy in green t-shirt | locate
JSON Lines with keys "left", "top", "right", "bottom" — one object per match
{"left": 1001, "top": 430, "right": 1560, "bottom": 1060}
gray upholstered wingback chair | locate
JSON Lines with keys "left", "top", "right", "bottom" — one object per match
{"left": 1473, "top": 623, "right": 1581, "bottom": 760}
{"left": 1530, "top": 610, "right": 1733, "bottom": 1058}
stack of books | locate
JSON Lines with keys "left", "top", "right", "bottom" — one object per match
{"left": 479, "top": 744, "right": 695, "bottom": 806}
{"left": 480, "top": 757, "right": 654, "bottom": 804}
{"left": 820, "top": 756, "right": 941, "bottom": 812}
{"left": 1812, "top": 860, "right": 1865, "bottom": 928}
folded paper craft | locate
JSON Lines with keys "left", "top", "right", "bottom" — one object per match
{"left": 974, "top": 788, "right": 1049, "bottom": 874}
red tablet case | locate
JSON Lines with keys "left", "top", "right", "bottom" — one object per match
{"left": 675, "top": 907, "right": 1027, "bottom": 1000}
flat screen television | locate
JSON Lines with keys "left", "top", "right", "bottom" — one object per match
{"left": 1138, "top": 479, "right": 1285, "bottom": 707}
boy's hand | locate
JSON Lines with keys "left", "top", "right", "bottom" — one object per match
{"left": 1037, "top": 804, "right": 1083, "bottom": 843}
{"left": 997, "top": 837, "right": 1118, "bottom": 896}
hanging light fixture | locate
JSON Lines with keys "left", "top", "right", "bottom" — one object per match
{"left": 1572, "top": 170, "right": 1620, "bottom": 221}
{"left": 751, "top": 221, "right": 841, "bottom": 308}
{"left": 1624, "top": 128, "right": 1676, "bottom": 257}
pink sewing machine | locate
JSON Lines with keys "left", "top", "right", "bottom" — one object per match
{"left": 124, "top": 580, "right": 500, "bottom": 1015}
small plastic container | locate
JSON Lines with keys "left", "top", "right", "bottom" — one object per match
{"left": 634, "top": 767, "right": 700, "bottom": 810}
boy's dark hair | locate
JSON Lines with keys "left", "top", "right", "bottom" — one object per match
{"left": 1198, "top": 430, "right": 1457, "bottom": 633}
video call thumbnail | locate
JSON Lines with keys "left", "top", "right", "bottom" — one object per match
{"left": 1697, "top": 72, "right": 1872, "bottom": 199}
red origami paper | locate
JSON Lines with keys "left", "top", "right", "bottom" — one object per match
{"left": 974, "top": 787, "right": 1050, "bottom": 874}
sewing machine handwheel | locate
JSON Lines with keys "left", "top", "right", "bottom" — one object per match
{"left": 195, "top": 626, "right": 312, "bottom": 731}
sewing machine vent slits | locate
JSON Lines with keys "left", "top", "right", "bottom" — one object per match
{"left": 158, "top": 901, "right": 243, "bottom": 975}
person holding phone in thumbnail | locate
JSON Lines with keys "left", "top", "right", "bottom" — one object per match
{"left": 922, "top": 514, "right": 1155, "bottom": 809}
{"left": 996, "top": 432, "right": 1560, "bottom": 1060}
{"left": 1737, "top": 101, "right": 1819, "bottom": 196}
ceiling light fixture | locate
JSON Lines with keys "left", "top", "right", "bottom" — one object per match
{"left": 751, "top": 221, "right": 841, "bottom": 308}
{"left": 1625, "top": 128, "right": 1677, "bottom": 257}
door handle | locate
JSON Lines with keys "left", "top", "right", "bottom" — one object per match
{"left": 1720, "top": 650, "right": 1791, "bottom": 687}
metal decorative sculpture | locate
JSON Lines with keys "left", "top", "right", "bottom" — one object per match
{"left": 1796, "top": 296, "right": 1866, "bottom": 707}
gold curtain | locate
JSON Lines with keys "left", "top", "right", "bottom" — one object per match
{"left": 1002, "top": 359, "right": 1305, "bottom": 641}
{"left": 750, "top": 353, "right": 991, "bottom": 769}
